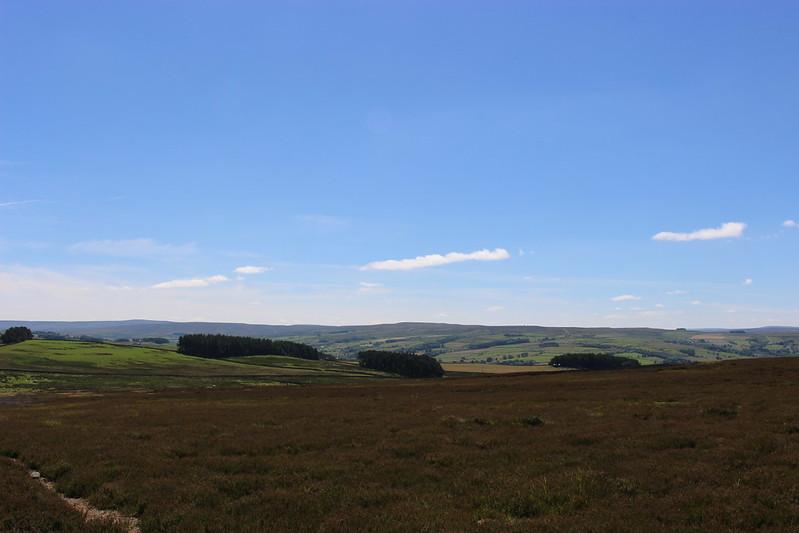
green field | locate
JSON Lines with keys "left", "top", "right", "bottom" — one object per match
{"left": 7, "top": 321, "right": 799, "bottom": 367}
{"left": 286, "top": 325, "right": 799, "bottom": 365}
{"left": 0, "top": 341, "right": 395, "bottom": 392}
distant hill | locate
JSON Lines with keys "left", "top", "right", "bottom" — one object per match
{"left": 1, "top": 320, "right": 797, "bottom": 364}
{"left": 0, "top": 320, "right": 338, "bottom": 340}
{"left": 695, "top": 326, "right": 799, "bottom": 334}
{"left": 0, "top": 319, "right": 671, "bottom": 342}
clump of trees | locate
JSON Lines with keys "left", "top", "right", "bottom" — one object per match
{"left": 1, "top": 326, "right": 34, "bottom": 345}
{"left": 549, "top": 353, "right": 640, "bottom": 370}
{"left": 467, "top": 338, "right": 530, "bottom": 350}
{"left": 358, "top": 350, "right": 444, "bottom": 378}
{"left": 177, "top": 334, "right": 324, "bottom": 360}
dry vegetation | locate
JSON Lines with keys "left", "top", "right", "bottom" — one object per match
{"left": 1, "top": 358, "right": 799, "bottom": 532}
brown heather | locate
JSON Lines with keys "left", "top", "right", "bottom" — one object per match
{"left": 2, "top": 358, "right": 799, "bottom": 532}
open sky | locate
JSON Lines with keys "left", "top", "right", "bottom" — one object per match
{"left": 1, "top": 1, "right": 798, "bottom": 327}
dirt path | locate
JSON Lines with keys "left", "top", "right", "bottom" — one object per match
{"left": 6, "top": 457, "right": 140, "bottom": 533}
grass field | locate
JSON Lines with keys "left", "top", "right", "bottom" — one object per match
{"left": 1, "top": 357, "right": 799, "bottom": 531}
{"left": 0, "top": 341, "right": 395, "bottom": 392}
{"left": 285, "top": 325, "right": 799, "bottom": 365}
{"left": 11, "top": 321, "right": 799, "bottom": 367}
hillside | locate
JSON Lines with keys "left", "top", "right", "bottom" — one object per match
{"left": 3, "top": 321, "right": 798, "bottom": 365}
{"left": 0, "top": 340, "right": 394, "bottom": 392}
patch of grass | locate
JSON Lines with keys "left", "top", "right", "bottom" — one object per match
{"left": 704, "top": 404, "right": 739, "bottom": 419}
{"left": 518, "top": 415, "right": 545, "bottom": 427}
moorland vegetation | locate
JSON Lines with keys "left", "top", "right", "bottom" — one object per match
{"left": 1, "top": 357, "right": 798, "bottom": 531}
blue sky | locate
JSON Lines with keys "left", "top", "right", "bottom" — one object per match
{"left": 1, "top": 1, "right": 797, "bottom": 327}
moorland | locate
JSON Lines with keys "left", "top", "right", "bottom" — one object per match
{"left": 1, "top": 325, "right": 799, "bottom": 532}
{"left": 1, "top": 354, "right": 798, "bottom": 531}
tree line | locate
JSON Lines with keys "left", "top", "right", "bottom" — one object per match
{"left": 549, "top": 353, "right": 640, "bottom": 370}
{"left": 177, "top": 334, "right": 325, "bottom": 360}
{"left": 358, "top": 350, "right": 444, "bottom": 378}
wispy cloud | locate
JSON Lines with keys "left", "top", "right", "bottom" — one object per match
{"left": 0, "top": 199, "right": 39, "bottom": 208}
{"left": 784, "top": 219, "right": 798, "bottom": 228}
{"left": 234, "top": 265, "right": 270, "bottom": 274}
{"left": 70, "top": 238, "right": 196, "bottom": 258}
{"left": 666, "top": 289, "right": 687, "bottom": 295}
{"left": 690, "top": 300, "right": 703, "bottom": 305}
{"left": 486, "top": 305, "right": 504, "bottom": 313}
{"left": 611, "top": 294, "right": 641, "bottom": 302}
{"left": 743, "top": 278, "right": 753, "bottom": 286}
{"left": 652, "top": 222, "right": 746, "bottom": 242}
{"left": 151, "top": 275, "right": 229, "bottom": 289}
{"left": 361, "top": 248, "right": 510, "bottom": 271}
{"left": 358, "top": 282, "right": 391, "bottom": 294}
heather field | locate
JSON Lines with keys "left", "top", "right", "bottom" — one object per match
{"left": 2, "top": 357, "right": 799, "bottom": 532}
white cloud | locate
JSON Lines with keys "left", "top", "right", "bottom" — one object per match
{"left": 690, "top": 300, "right": 703, "bottom": 305}
{"left": 655, "top": 303, "right": 665, "bottom": 308}
{"left": 783, "top": 219, "right": 798, "bottom": 228}
{"left": 234, "top": 265, "right": 269, "bottom": 274}
{"left": 486, "top": 305, "right": 504, "bottom": 313}
{"left": 0, "top": 200, "right": 39, "bottom": 208}
{"left": 70, "top": 238, "right": 196, "bottom": 258}
{"left": 666, "top": 290, "right": 687, "bottom": 295}
{"left": 151, "top": 275, "right": 229, "bottom": 289}
{"left": 652, "top": 222, "right": 747, "bottom": 242}
{"left": 361, "top": 248, "right": 510, "bottom": 271}
{"left": 2, "top": 264, "right": 798, "bottom": 327}
{"left": 358, "top": 282, "right": 391, "bottom": 295}
{"left": 611, "top": 294, "right": 641, "bottom": 302}
{"left": 743, "top": 278, "right": 753, "bottom": 286}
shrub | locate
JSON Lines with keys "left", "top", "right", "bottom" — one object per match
{"left": 0, "top": 326, "right": 33, "bottom": 345}
{"left": 549, "top": 353, "right": 640, "bottom": 370}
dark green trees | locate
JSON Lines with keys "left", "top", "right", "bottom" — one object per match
{"left": 1, "top": 326, "right": 33, "bottom": 345}
{"left": 358, "top": 350, "right": 444, "bottom": 378}
{"left": 177, "top": 334, "right": 324, "bottom": 360}
{"left": 549, "top": 353, "right": 640, "bottom": 370}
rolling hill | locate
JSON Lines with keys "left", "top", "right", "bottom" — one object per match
{"left": 2, "top": 320, "right": 798, "bottom": 365}
{"left": 0, "top": 340, "right": 394, "bottom": 392}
